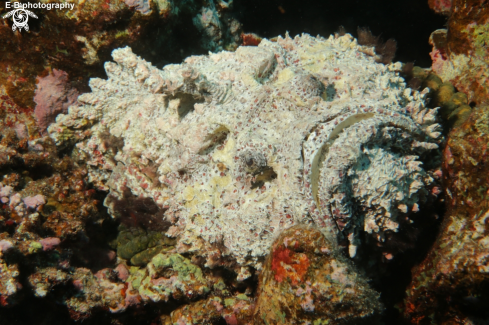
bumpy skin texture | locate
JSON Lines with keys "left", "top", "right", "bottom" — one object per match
{"left": 429, "top": 1, "right": 489, "bottom": 105}
{"left": 49, "top": 33, "right": 441, "bottom": 268}
{"left": 114, "top": 227, "right": 176, "bottom": 266}
{"left": 254, "top": 226, "right": 383, "bottom": 324}
{"left": 404, "top": 105, "right": 489, "bottom": 324}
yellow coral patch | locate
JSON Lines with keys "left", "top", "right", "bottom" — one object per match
{"left": 212, "top": 136, "right": 236, "bottom": 168}
{"left": 275, "top": 68, "right": 295, "bottom": 84}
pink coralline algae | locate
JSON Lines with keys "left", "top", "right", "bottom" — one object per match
{"left": 0, "top": 185, "right": 13, "bottom": 202}
{"left": 33, "top": 69, "right": 79, "bottom": 133}
{"left": 124, "top": 0, "right": 151, "bottom": 14}
{"left": 13, "top": 123, "right": 29, "bottom": 140}
{"left": 8, "top": 193, "right": 22, "bottom": 209}
{"left": 428, "top": 0, "right": 452, "bottom": 15}
{"left": 0, "top": 240, "right": 13, "bottom": 253}
{"left": 22, "top": 194, "right": 46, "bottom": 211}
{"left": 39, "top": 237, "right": 61, "bottom": 251}
{"left": 1, "top": 186, "right": 46, "bottom": 216}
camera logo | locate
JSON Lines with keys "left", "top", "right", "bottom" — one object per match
{"left": 3, "top": 8, "right": 38, "bottom": 32}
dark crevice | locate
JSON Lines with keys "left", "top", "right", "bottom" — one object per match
{"left": 172, "top": 93, "right": 204, "bottom": 119}
{"left": 0, "top": 162, "right": 55, "bottom": 184}
{"left": 198, "top": 126, "right": 230, "bottom": 155}
{"left": 355, "top": 192, "right": 445, "bottom": 324}
{"left": 251, "top": 166, "right": 277, "bottom": 189}
{"left": 107, "top": 187, "right": 171, "bottom": 232}
{"left": 234, "top": 0, "right": 447, "bottom": 67}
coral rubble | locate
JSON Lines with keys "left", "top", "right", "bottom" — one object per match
{"left": 160, "top": 294, "right": 254, "bottom": 324}
{"left": 0, "top": 89, "right": 106, "bottom": 309}
{"left": 49, "top": 32, "right": 441, "bottom": 269}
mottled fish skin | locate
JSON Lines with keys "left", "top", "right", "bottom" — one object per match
{"left": 49, "top": 32, "right": 440, "bottom": 266}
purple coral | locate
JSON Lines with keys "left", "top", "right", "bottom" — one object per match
{"left": 23, "top": 194, "right": 46, "bottom": 210}
{"left": 0, "top": 185, "right": 13, "bottom": 198}
{"left": 13, "top": 123, "right": 28, "bottom": 140}
{"left": 0, "top": 240, "right": 14, "bottom": 253}
{"left": 33, "top": 69, "right": 79, "bottom": 133}
{"left": 125, "top": 0, "right": 151, "bottom": 14}
{"left": 39, "top": 237, "right": 61, "bottom": 251}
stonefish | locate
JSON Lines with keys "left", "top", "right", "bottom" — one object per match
{"left": 49, "top": 33, "right": 441, "bottom": 271}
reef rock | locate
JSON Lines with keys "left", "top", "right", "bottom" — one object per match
{"left": 404, "top": 105, "right": 489, "bottom": 323}
{"left": 160, "top": 294, "right": 254, "bottom": 325}
{"left": 254, "top": 226, "right": 383, "bottom": 324}
{"left": 49, "top": 33, "right": 441, "bottom": 267}
{"left": 429, "top": 1, "right": 489, "bottom": 105}
{"left": 34, "top": 69, "right": 80, "bottom": 133}
{"left": 0, "top": 0, "right": 242, "bottom": 108}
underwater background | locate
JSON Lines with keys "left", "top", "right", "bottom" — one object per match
{"left": 0, "top": 0, "right": 488, "bottom": 324}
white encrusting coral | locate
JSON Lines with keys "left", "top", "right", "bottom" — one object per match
{"left": 49, "top": 33, "right": 441, "bottom": 265}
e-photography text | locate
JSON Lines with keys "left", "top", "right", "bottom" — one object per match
{"left": 5, "top": 2, "right": 75, "bottom": 10}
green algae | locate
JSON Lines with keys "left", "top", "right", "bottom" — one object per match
{"left": 29, "top": 241, "right": 43, "bottom": 254}
{"left": 115, "top": 30, "right": 129, "bottom": 39}
{"left": 151, "top": 253, "right": 206, "bottom": 286}
{"left": 115, "top": 227, "right": 176, "bottom": 264}
{"left": 130, "top": 245, "right": 173, "bottom": 266}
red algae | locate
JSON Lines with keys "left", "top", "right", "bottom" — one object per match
{"left": 241, "top": 32, "right": 262, "bottom": 46}
{"left": 428, "top": 0, "right": 452, "bottom": 15}
{"left": 271, "top": 246, "right": 309, "bottom": 285}
{"left": 254, "top": 226, "right": 383, "bottom": 324}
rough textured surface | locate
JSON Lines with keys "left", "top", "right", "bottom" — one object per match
{"left": 0, "top": 0, "right": 242, "bottom": 108}
{"left": 428, "top": 0, "right": 452, "bottom": 15}
{"left": 133, "top": 253, "right": 210, "bottom": 303}
{"left": 408, "top": 67, "right": 473, "bottom": 130}
{"left": 113, "top": 226, "right": 176, "bottom": 266}
{"left": 160, "top": 294, "right": 254, "bottom": 325}
{"left": 429, "top": 1, "right": 489, "bottom": 105}
{"left": 34, "top": 69, "right": 80, "bottom": 133}
{"left": 49, "top": 33, "right": 441, "bottom": 267}
{"left": 254, "top": 226, "right": 383, "bottom": 324}
{"left": 193, "top": 0, "right": 242, "bottom": 52}
{"left": 0, "top": 88, "right": 110, "bottom": 311}
{"left": 402, "top": 5, "right": 489, "bottom": 321}
{"left": 404, "top": 105, "right": 489, "bottom": 324}
{"left": 0, "top": 79, "right": 389, "bottom": 324}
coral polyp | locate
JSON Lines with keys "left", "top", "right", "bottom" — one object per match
{"left": 49, "top": 32, "right": 441, "bottom": 268}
